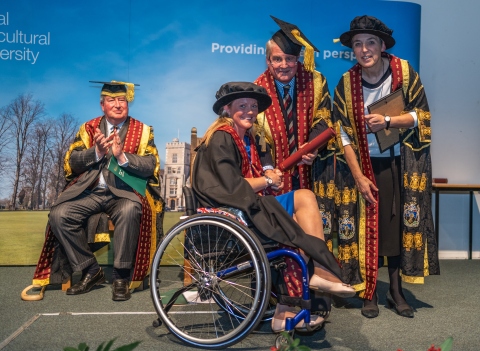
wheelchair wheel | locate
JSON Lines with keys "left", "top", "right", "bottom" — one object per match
{"left": 150, "top": 214, "right": 271, "bottom": 349}
{"left": 211, "top": 265, "right": 277, "bottom": 323}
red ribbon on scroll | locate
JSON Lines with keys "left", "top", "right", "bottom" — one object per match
{"left": 278, "top": 127, "right": 336, "bottom": 172}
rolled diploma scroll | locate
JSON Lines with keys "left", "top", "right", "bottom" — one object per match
{"left": 278, "top": 127, "right": 336, "bottom": 172}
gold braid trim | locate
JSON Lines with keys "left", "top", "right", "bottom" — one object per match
{"left": 312, "top": 71, "right": 325, "bottom": 112}
{"left": 146, "top": 191, "right": 157, "bottom": 274}
{"left": 400, "top": 59, "right": 410, "bottom": 98}
{"left": 256, "top": 111, "right": 275, "bottom": 160}
{"left": 332, "top": 87, "right": 347, "bottom": 153}
{"left": 358, "top": 196, "right": 367, "bottom": 290}
{"left": 401, "top": 274, "right": 425, "bottom": 284}
{"left": 416, "top": 107, "right": 432, "bottom": 143}
{"left": 342, "top": 73, "right": 361, "bottom": 156}
{"left": 400, "top": 60, "right": 432, "bottom": 142}
{"left": 137, "top": 125, "right": 151, "bottom": 156}
{"left": 343, "top": 74, "right": 357, "bottom": 142}
{"left": 424, "top": 239, "right": 430, "bottom": 277}
{"left": 78, "top": 122, "right": 93, "bottom": 147}
{"left": 138, "top": 125, "right": 161, "bottom": 187}
{"left": 94, "top": 233, "right": 110, "bottom": 243}
{"left": 343, "top": 126, "right": 354, "bottom": 136}
{"left": 403, "top": 140, "right": 431, "bottom": 152}
{"left": 312, "top": 71, "right": 332, "bottom": 133}
{"left": 353, "top": 281, "right": 367, "bottom": 294}
{"left": 32, "top": 277, "right": 50, "bottom": 286}
{"left": 129, "top": 280, "right": 141, "bottom": 290}
{"left": 401, "top": 237, "right": 429, "bottom": 284}
{"left": 318, "top": 150, "right": 335, "bottom": 161}
{"left": 333, "top": 84, "right": 348, "bottom": 152}
{"left": 333, "top": 120, "right": 344, "bottom": 154}
{"left": 315, "top": 107, "right": 332, "bottom": 124}
{"left": 408, "top": 73, "right": 423, "bottom": 103}
{"left": 130, "top": 190, "right": 159, "bottom": 291}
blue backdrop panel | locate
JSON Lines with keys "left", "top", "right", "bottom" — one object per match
{"left": 0, "top": 0, "right": 420, "bottom": 168}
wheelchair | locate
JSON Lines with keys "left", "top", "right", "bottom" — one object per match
{"left": 150, "top": 187, "right": 325, "bottom": 349}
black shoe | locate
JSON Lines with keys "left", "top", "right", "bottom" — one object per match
{"left": 386, "top": 290, "right": 414, "bottom": 318}
{"left": 361, "top": 299, "right": 379, "bottom": 318}
{"left": 66, "top": 268, "right": 105, "bottom": 295}
{"left": 112, "top": 279, "right": 131, "bottom": 301}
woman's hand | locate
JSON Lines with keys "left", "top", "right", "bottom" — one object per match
{"left": 364, "top": 113, "right": 387, "bottom": 133}
{"left": 265, "top": 169, "right": 284, "bottom": 191}
{"left": 355, "top": 174, "right": 378, "bottom": 204}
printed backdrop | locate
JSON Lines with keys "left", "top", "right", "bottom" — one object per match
{"left": 0, "top": 0, "right": 420, "bottom": 199}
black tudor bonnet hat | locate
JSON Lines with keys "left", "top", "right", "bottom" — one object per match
{"left": 339, "top": 15, "right": 395, "bottom": 49}
{"left": 212, "top": 82, "right": 272, "bottom": 115}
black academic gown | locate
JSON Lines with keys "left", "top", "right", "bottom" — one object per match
{"left": 192, "top": 130, "right": 341, "bottom": 277}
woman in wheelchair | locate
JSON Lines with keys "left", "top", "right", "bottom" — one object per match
{"left": 192, "top": 82, "right": 355, "bottom": 333}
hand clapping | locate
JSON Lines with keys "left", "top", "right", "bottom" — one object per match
{"left": 93, "top": 127, "right": 124, "bottom": 161}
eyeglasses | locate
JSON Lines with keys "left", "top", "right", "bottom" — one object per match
{"left": 269, "top": 56, "right": 297, "bottom": 68}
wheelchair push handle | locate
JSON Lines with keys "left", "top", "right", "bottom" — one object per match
{"left": 183, "top": 186, "right": 197, "bottom": 216}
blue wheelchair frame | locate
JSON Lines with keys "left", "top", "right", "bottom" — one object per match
{"left": 217, "top": 248, "right": 312, "bottom": 331}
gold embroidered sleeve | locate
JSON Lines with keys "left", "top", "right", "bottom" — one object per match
{"left": 400, "top": 59, "right": 432, "bottom": 144}
{"left": 414, "top": 107, "right": 431, "bottom": 143}
{"left": 64, "top": 124, "right": 89, "bottom": 180}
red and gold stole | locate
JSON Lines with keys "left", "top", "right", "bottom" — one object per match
{"left": 348, "top": 53, "right": 403, "bottom": 300}
{"left": 33, "top": 116, "right": 157, "bottom": 289}
{"left": 216, "top": 126, "right": 263, "bottom": 187}
{"left": 254, "top": 63, "right": 315, "bottom": 193}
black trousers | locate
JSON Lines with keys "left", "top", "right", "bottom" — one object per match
{"left": 371, "top": 156, "right": 401, "bottom": 257}
{"left": 49, "top": 187, "right": 142, "bottom": 272}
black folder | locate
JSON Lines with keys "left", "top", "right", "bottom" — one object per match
{"left": 367, "top": 88, "right": 405, "bottom": 153}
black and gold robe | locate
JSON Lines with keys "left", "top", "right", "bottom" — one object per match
{"left": 330, "top": 54, "right": 439, "bottom": 299}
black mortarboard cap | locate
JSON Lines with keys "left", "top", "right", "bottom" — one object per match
{"left": 270, "top": 16, "right": 319, "bottom": 72}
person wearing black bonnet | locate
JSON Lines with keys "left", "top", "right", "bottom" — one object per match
{"left": 330, "top": 15, "right": 438, "bottom": 319}
{"left": 192, "top": 82, "right": 354, "bottom": 333}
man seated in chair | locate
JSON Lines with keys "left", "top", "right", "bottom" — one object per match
{"left": 30, "top": 81, "right": 162, "bottom": 301}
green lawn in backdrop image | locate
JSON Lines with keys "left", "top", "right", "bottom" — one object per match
{"left": 0, "top": 211, "right": 182, "bottom": 265}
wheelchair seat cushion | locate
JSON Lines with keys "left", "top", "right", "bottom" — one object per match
{"left": 196, "top": 207, "right": 250, "bottom": 226}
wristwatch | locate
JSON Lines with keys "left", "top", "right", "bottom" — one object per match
{"left": 384, "top": 115, "right": 391, "bottom": 130}
{"left": 264, "top": 176, "right": 273, "bottom": 188}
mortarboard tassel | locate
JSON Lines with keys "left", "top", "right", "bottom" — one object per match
{"left": 112, "top": 80, "right": 135, "bottom": 102}
{"left": 291, "top": 29, "right": 315, "bottom": 73}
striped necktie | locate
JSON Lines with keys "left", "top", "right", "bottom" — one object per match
{"left": 283, "top": 85, "right": 296, "bottom": 154}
